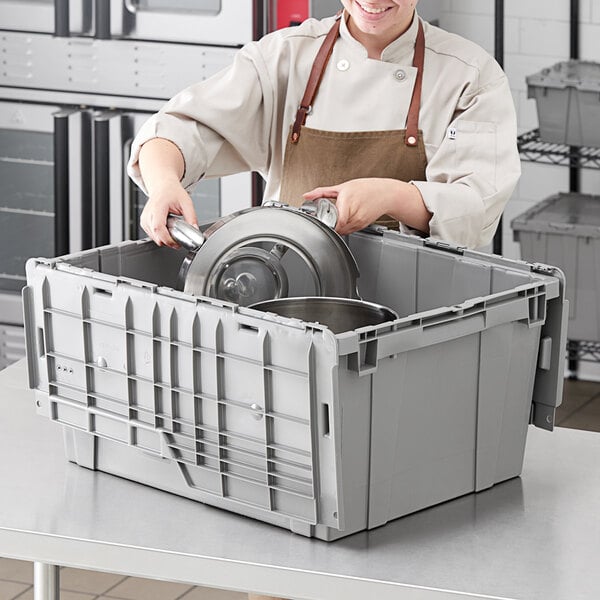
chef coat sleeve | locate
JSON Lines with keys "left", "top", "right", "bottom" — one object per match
{"left": 411, "top": 72, "right": 521, "bottom": 250}
{"left": 127, "top": 42, "right": 272, "bottom": 194}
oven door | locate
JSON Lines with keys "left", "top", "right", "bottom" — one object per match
{"left": 105, "top": 0, "right": 255, "bottom": 47}
{"left": 0, "top": 101, "right": 87, "bottom": 326}
{"left": 91, "top": 110, "right": 253, "bottom": 245}
{"left": 0, "top": 0, "right": 93, "bottom": 36}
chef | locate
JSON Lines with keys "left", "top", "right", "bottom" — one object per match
{"left": 128, "top": 0, "right": 520, "bottom": 251}
{"left": 128, "top": 3, "right": 520, "bottom": 599}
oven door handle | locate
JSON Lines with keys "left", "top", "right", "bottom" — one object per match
{"left": 122, "top": 137, "right": 138, "bottom": 240}
{"left": 54, "top": 0, "right": 70, "bottom": 37}
{"left": 124, "top": 0, "right": 138, "bottom": 13}
{"left": 95, "top": 0, "right": 112, "bottom": 39}
{"left": 56, "top": 0, "right": 94, "bottom": 37}
{"left": 107, "top": 0, "right": 150, "bottom": 37}
{"left": 94, "top": 111, "right": 127, "bottom": 245}
{"left": 121, "top": 113, "right": 147, "bottom": 241}
{"left": 105, "top": 0, "right": 126, "bottom": 37}
{"left": 120, "top": 0, "right": 223, "bottom": 16}
{"left": 53, "top": 112, "right": 70, "bottom": 256}
{"left": 94, "top": 115, "right": 111, "bottom": 246}
{"left": 53, "top": 108, "right": 91, "bottom": 254}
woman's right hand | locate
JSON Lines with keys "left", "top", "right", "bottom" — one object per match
{"left": 140, "top": 179, "right": 198, "bottom": 248}
{"left": 137, "top": 138, "right": 197, "bottom": 247}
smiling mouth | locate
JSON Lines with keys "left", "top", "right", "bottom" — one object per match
{"left": 356, "top": 2, "right": 393, "bottom": 15}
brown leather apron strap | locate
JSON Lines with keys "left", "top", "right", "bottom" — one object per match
{"left": 405, "top": 19, "right": 425, "bottom": 147}
{"left": 291, "top": 13, "right": 426, "bottom": 147}
{"left": 291, "top": 13, "right": 342, "bottom": 143}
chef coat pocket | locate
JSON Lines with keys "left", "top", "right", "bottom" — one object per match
{"left": 449, "top": 120, "right": 498, "bottom": 192}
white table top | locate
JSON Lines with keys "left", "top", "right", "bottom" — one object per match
{"left": 1, "top": 359, "right": 599, "bottom": 600}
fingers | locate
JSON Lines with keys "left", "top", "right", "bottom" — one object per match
{"left": 334, "top": 198, "right": 351, "bottom": 235}
{"left": 302, "top": 186, "right": 355, "bottom": 234}
{"left": 304, "top": 180, "right": 392, "bottom": 234}
{"left": 140, "top": 184, "right": 196, "bottom": 248}
{"left": 148, "top": 208, "right": 179, "bottom": 248}
{"left": 180, "top": 200, "right": 199, "bottom": 229}
{"left": 301, "top": 185, "right": 358, "bottom": 235}
{"left": 332, "top": 188, "right": 375, "bottom": 235}
{"left": 302, "top": 186, "right": 340, "bottom": 201}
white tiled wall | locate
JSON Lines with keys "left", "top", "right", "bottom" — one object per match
{"left": 419, "top": 0, "right": 600, "bottom": 260}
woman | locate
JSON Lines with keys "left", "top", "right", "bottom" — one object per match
{"left": 129, "top": 5, "right": 519, "bottom": 597}
{"left": 129, "top": 0, "right": 520, "bottom": 252}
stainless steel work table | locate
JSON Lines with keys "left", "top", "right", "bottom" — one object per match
{"left": 1, "top": 359, "right": 599, "bottom": 600}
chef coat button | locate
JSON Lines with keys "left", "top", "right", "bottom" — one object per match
{"left": 337, "top": 59, "right": 350, "bottom": 71}
{"left": 394, "top": 69, "right": 406, "bottom": 81}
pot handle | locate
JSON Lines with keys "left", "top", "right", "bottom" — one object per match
{"left": 300, "top": 198, "right": 338, "bottom": 229}
{"left": 166, "top": 214, "right": 205, "bottom": 250}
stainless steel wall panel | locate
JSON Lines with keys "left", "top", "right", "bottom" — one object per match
{"left": 0, "top": 32, "right": 238, "bottom": 99}
{"left": 1, "top": 33, "right": 71, "bottom": 91}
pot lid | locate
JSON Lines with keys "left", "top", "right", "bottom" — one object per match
{"left": 178, "top": 204, "right": 359, "bottom": 306}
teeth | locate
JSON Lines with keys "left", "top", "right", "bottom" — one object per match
{"left": 358, "top": 3, "right": 389, "bottom": 14}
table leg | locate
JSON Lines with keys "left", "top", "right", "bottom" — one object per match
{"left": 34, "top": 562, "right": 60, "bottom": 600}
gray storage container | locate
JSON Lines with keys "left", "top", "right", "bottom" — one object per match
{"left": 23, "top": 230, "right": 567, "bottom": 541}
{"left": 527, "top": 60, "right": 600, "bottom": 147}
{"left": 512, "top": 191, "right": 600, "bottom": 343}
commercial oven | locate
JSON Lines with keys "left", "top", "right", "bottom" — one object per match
{"left": 0, "top": 0, "right": 92, "bottom": 35}
{"left": 0, "top": 0, "right": 260, "bottom": 44}
{"left": 0, "top": 1, "right": 263, "bottom": 369}
{"left": 0, "top": 93, "right": 252, "bottom": 363}
{"left": 0, "top": 0, "right": 346, "bottom": 368}
{"left": 0, "top": 0, "right": 342, "bottom": 39}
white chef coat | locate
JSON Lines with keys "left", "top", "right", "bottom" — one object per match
{"left": 127, "top": 11, "right": 521, "bottom": 249}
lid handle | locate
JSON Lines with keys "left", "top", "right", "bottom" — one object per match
{"left": 166, "top": 215, "right": 205, "bottom": 250}
{"left": 300, "top": 198, "right": 338, "bottom": 229}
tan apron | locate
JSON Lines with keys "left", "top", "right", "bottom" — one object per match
{"left": 280, "top": 14, "right": 427, "bottom": 229}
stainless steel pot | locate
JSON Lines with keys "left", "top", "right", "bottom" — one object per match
{"left": 167, "top": 200, "right": 359, "bottom": 306}
{"left": 249, "top": 297, "right": 399, "bottom": 334}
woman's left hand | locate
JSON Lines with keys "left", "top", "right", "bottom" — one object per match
{"left": 303, "top": 177, "right": 431, "bottom": 235}
{"left": 303, "top": 178, "right": 400, "bottom": 235}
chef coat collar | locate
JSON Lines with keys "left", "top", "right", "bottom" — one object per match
{"left": 339, "top": 8, "right": 421, "bottom": 63}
